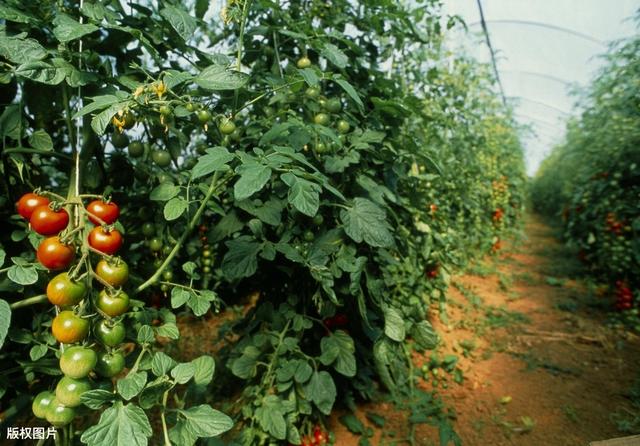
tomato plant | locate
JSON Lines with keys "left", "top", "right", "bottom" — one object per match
{"left": 0, "top": 0, "right": 526, "bottom": 444}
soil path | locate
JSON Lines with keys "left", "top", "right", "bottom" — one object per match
{"left": 332, "top": 214, "right": 640, "bottom": 445}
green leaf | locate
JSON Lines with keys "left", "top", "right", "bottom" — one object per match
{"left": 92, "top": 103, "right": 128, "bottom": 135}
{"left": 191, "top": 147, "right": 234, "bottom": 179}
{"left": 151, "top": 352, "right": 177, "bottom": 377}
{"left": 171, "top": 363, "right": 196, "bottom": 384}
{"left": 164, "top": 197, "right": 188, "bottom": 221}
{"left": 80, "top": 389, "right": 116, "bottom": 410}
{"left": 221, "top": 237, "right": 262, "bottom": 280}
{"left": 15, "top": 62, "right": 66, "bottom": 85}
{"left": 117, "top": 372, "right": 147, "bottom": 401}
{"left": 411, "top": 320, "right": 439, "bottom": 349}
{"left": 231, "top": 345, "right": 260, "bottom": 379}
{"left": 155, "top": 323, "right": 180, "bottom": 340}
{"left": 281, "top": 173, "right": 321, "bottom": 217}
{"left": 29, "top": 344, "right": 47, "bottom": 361}
{"left": 137, "top": 325, "right": 154, "bottom": 344}
{"left": 319, "top": 330, "right": 356, "bottom": 377}
{"left": 7, "top": 260, "right": 38, "bottom": 285}
{"left": 304, "top": 371, "right": 336, "bottom": 415}
{"left": 195, "top": 0, "right": 209, "bottom": 18}
{"left": 321, "top": 43, "right": 348, "bottom": 68}
{"left": 191, "top": 356, "right": 215, "bottom": 386}
{"left": 299, "top": 68, "right": 319, "bottom": 86}
{"left": 80, "top": 402, "right": 152, "bottom": 446}
{"left": 29, "top": 130, "right": 53, "bottom": 151}
{"left": 171, "top": 288, "right": 192, "bottom": 309}
{"left": 177, "top": 404, "right": 233, "bottom": 438}
{"left": 0, "top": 248, "right": 5, "bottom": 268}
{"left": 150, "top": 183, "right": 179, "bottom": 201}
{"left": 0, "top": 5, "right": 38, "bottom": 23}
{"left": 340, "top": 198, "right": 393, "bottom": 247}
{"left": 384, "top": 307, "right": 405, "bottom": 342}
{"left": 160, "top": 5, "right": 197, "bottom": 41}
{"left": 255, "top": 395, "right": 287, "bottom": 440}
{"left": 234, "top": 164, "right": 272, "bottom": 200}
{"left": 195, "top": 65, "right": 249, "bottom": 91}
{"left": 0, "top": 36, "right": 46, "bottom": 64}
{"left": 53, "top": 13, "right": 98, "bottom": 43}
{"left": 335, "top": 78, "right": 364, "bottom": 109}
{"left": 187, "top": 291, "right": 212, "bottom": 317}
{"left": 72, "top": 95, "right": 123, "bottom": 119}
{"left": 0, "top": 299, "right": 10, "bottom": 349}
{"left": 339, "top": 413, "right": 365, "bottom": 434}
{"left": 294, "top": 361, "right": 313, "bottom": 383}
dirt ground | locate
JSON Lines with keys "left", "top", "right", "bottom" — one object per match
{"left": 330, "top": 215, "right": 640, "bottom": 445}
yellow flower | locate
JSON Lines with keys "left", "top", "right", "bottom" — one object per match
{"left": 152, "top": 81, "right": 167, "bottom": 99}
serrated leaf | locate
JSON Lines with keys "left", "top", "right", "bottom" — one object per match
{"left": 171, "top": 288, "right": 192, "bottom": 308}
{"left": 150, "top": 183, "right": 179, "bottom": 201}
{"left": 281, "top": 173, "right": 321, "bottom": 217}
{"left": 191, "top": 147, "right": 234, "bottom": 179}
{"left": 155, "top": 323, "right": 179, "bottom": 340}
{"left": 187, "top": 292, "right": 211, "bottom": 317}
{"left": 299, "top": 68, "right": 319, "bottom": 86}
{"left": 234, "top": 164, "right": 272, "bottom": 200}
{"left": 0, "top": 299, "right": 10, "bottom": 349}
{"left": 195, "top": 65, "right": 249, "bottom": 91}
{"left": 80, "top": 402, "right": 152, "bottom": 446}
{"left": 29, "top": 344, "right": 47, "bottom": 361}
{"left": 304, "top": 371, "right": 336, "bottom": 415}
{"left": 137, "top": 325, "right": 154, "bottom": 344}
{"left": 53, "top": 13, "right": 98, "bottom": 43}
{"left": 117, "top": 372, "right": 147, "bottom": 401}
{"left": 178, "top": 404, "right": 233, "bottom": 438}
{"left": 7, "top": 263, "right": 38, "bottom": 285}
{"left": 0, "top": 35, "right": 46, "bottom": 64}
{"left": 160, "top": 5, "right": 196, "bottom": 41}
{"left": 340, "top": 198, "right": 393, "bottom": 248}
{"left": 80, "top": 389, "right": 116, "bottom": 410}
{"left": 255, "top": 396, "right": 286, "bottom": 440}
{"left": 319, "top": 330, "right": 356, "bottom": 377}
{"left": 0, "top": 5, "right": 38, "bottom": 24}
{"left": 231, "top": 346, "right": 260, "bottom": 379}
{"left": 221, "top": 237, "right": 262, "bottom": 280}
{"left": 15, "top": 62, "right": 66, "bottom": 85}
{"left": 164, "top": 197, "right": 188, "bottom": 221}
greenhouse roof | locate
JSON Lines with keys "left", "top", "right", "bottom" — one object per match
{"left": 442, "top": 0, "right": 639, "bottom": 175}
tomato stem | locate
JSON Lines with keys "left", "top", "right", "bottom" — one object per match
{"left": 9, "top": 294, "right": 47, "bottom": 309}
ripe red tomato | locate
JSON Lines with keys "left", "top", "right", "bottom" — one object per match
{"left": 16, "top": 193, "right": 50, "bottom": 220}
{"left": 52, "top": 311, "right": 89, "bottom": 344}
{"left": 37, "top": 237, "right": 75, "bottom": 270}
{"left": 88, "top": 227, "right": 123, "bottom": 255}
{"left": 314, "top": 426, "right": 327, "bottom": 445}
{"left": 30, "top": 205, "right": 69, "bottom": 235}
{"left": 86, "top": 200, "right": 120, "bottom": 225}
{"left": 95, "top": 259, "right": 129, "bottom": 287}
{"left": 97, "top": 289, "right": 130, "bottom": 317}
{"left": 46, "top": 272, "right": 87, "bottom": 306}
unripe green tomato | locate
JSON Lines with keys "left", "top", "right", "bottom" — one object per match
{"left": 152, "top": 150, "right": 172, "bottom": 168}
{"left": 128, "top": 140, "right": 145, "bottom": 158}
{"left": 122, "top": 111, "right": 136, "bottom": 129}
{"left": 142, "top": 222, "right": 155, "bottom": 237}
{"left": 149, "top": 238, "right": 163, "bottom": 252}
{"left": 32, "top": 391, "right": 55, "bottom": 419}
{"left": 45, "top": 398, "right": 75, "bottom": 427}
{"left": 160, "top": 284, "right": 170, "bottom": 292}
{"left": 162, "top": 245, "right": 173, "bottom": 256}
{"left": 305, "top": 86, "right": 321, "bottom": 99}
{"left": 203, "top": 266, "right": 211, "bottom": 273}
{"left": 60, "top": 346, "right": 97, "bottom": 379}
{"left": 153, "top": 258, "right": 163, "bottom": 269}
{"left": 318, "top": 98, "right": 327, "bottom": 109}
{"left": 296, "top": 56, "right": 312, "bottom": 69}
{"left": 230, "top": 128, "right": 242, "bottom": 142}
{"left": 159, "top": 105, "right": 172, "bottom": 117}
{"left": 97, "top": 289, "right": 130, "bottom": 317}
{"left": 197, "top": 109, "right": 211, "bottom": 124}
{"left": 219, "top": 119, "right": 236, "bottom": 135}
{"left": 315, "top": 142, "right": 328, "bottom": 153}
{"left": 326, "top": 98, "right": 342, "bottom": 113}
{"left": 313, "top": 214, "right": 324, "bottom": 226}
{"left": 94, "top": 320, "right": 126, "bottom": 347}
{"left": 111, "top": 132, "right": 129, "bottom": 149}
{"left": 303, "top": 230, "right": 314, "bottom": 242}
{"left": 203, "top": 258, "right": 212, "bottom": 266}
{"left": 202, "top": 249, "right": 211, "bottom": 258}
{"left": 95, "top": 259, "right": 129, "bottom": 287}
{"left": 314, "top": 113, "right": 330, "bottom": 126}
{"left": 337, "top": 120, "right": 350, "bottom": 134}
{"left": 55, "top": 376, "right": 92, "bottom": 408}
{"left": 185, "top": 102, "right": 196, "bottom": 112}
{"left": 162, "top": 270, "right": 174, "bottom": 281}
{"left": 96, "top": 351, "right": 125, "bottom": 378}
{"left": 264, "top": 106, "right": 275, "bottom": 117}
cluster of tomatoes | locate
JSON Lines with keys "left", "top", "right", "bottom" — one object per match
{"left": 16, "top": 192, "right": 130, "bottom": 426}
{"left": 426, "top": 264, "right": 440, "bottom": 279}
{"left": 614, "top": 280, "right": 635, "bottom": 311}
{"left": 199, "top": 224, "right": 213, "bottom": 275}
{"left": 605, "top": 212, "right": 628, "bottom": 236}
{"left": 323, "top": 313, "right": 348, "bottom": 331}
{"left": 492, "top": 208, "right": 504, "bottom": 223}
{"left": 491, "top": 238, "right": 502, "bottom": 253}
{"left": 291, "top": 425, "right": 332, "bottom": 446}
